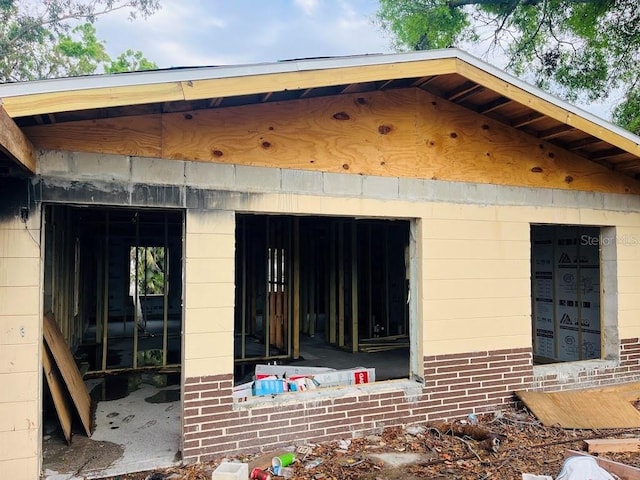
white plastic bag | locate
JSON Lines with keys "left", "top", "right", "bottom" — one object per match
{"left": 556, "top": 456, "right": 615, "bottom": 480}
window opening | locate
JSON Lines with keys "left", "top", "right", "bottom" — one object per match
{"left": 531, "top": 225, "right": 602, "bottom": 363}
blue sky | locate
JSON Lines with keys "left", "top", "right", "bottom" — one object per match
{"left": 96, "top": 0, "right": 394, "bottom": 68}
{"left": 93, "top": 0, "right": 614, "bottom": 119}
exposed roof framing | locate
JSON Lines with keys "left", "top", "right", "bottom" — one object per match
{"left": 1, "top": 49, "right": 639, "bottom": 178}
{"left": 0, "top": 104, "right": 35, "bottom": 174}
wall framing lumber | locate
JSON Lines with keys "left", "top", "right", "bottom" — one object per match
{"left": 0, "top": 105, "right": 36, "bottom": 173}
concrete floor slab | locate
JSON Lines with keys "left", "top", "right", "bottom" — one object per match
{"left": 43, "top": 376, "right": 181, "bottom": 479}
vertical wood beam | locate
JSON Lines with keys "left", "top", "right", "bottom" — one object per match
{"left": 309, "top": 236, "right": 316, "bottom": 338}
{"left": 101, "top": 211, "right": 109, "bottom": 371}
{"left": 293, "top": 218, "right": 300, "bottom": 359}
{"left": 351, "top": 221, "right": 358, "bottom": 353}
{"left": 162, "top": 214, "right": 169, "bottom": 366}
{"left": 338, "top": 222, "right": 345, "bottom": 347}
{"left": 329, "top": 222, "right": 337, "bottom": 345}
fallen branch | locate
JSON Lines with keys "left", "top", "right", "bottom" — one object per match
{"left": 432, "top": 422, "right": 506, "bottom": 452}
{"left": 453, "top": 435, "right": 483, "bottom": 462}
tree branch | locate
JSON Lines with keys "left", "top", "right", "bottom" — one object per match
{"left": 448, "top": 0, "right": 593, "bottom": 6}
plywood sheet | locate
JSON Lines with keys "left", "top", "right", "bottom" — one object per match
{"left": 42, "top": 343, "right": 73, "bottom": 444}
{"left": 516, "top": 386, "right": 640, "bottom": 429}
{"left": 43, "top": 313, "right": 92, "bottom": 436}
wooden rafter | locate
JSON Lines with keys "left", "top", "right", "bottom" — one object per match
{"left": 0, "top": 104, "right": 36, "bottom": 173}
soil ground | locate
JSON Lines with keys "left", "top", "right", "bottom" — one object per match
{"left": 97, "top": 406, "right": 640, "bottom": 480}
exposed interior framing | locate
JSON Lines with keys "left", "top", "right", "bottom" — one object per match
{"left": 43, "top": 205, "right": 184, "bottom": 374}
{"left": 234, "top": 214, "right": 413, "bottom": 383}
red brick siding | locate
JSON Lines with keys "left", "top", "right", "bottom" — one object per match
{"left": 532, "top": 337, "right": 640, "bottom": 391}
{"left": 181, "top": 340, "right": 640, "bottom": 462}
{"left": 182, "top": 348, "right": 532, "bottom": 463}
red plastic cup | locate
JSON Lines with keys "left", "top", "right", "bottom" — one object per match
{"left": 250, "top": 467, "right": 271, "bottom": 480}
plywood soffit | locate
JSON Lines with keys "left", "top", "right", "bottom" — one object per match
{"left": 0, "top": 104, "right": 36, "bottom": 173}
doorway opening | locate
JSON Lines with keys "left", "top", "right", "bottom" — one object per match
{"left": 234, "top": 215, "right": 414, "bottom": 384}
{"left": 41, "top": 205, "right": 184, "bottom": 477}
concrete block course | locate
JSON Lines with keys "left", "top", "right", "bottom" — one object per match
{"left": 363, "top": 175, "right": 399, "bottom": 199}
{"left": 399, "top": 178, "right": 429, "bottom": 200}
{"left": 185, "top": 162, "right": 235, "bottom": 190}
{"left": 323, "top": 172, "right": 362, "bottom": 196}
{"left": 282, "top": 169, "right": 323, "bottom": 194}
{"left": 37, "top": 150, "right": 72, "bottom": 175}
{"left": 463, "top": 183, "right": 498, "bottom": 205}
{"left": 131, "top": 157, "right": 185, "bottom": 185}
{"left": 235, "top": 165, "right": 281, "bottom": 191}
{"left": 70, "top": 152, "right": 131, "bottom": 182}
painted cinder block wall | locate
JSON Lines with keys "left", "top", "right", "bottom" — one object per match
{"left": 0, "top": 178, "right": 42, "bottom": 478}
{"left": 180, "top": 183, "right": 640, "bottom": 463}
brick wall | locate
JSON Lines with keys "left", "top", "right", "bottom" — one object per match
{"left": 532, "top": 338, "right": 640, "bottom": 391}
{"left": 182, "top": 347, "right": 533, "bottom": 463}
{"left": 181, "top": 342, "right": 640, "bottom": 462}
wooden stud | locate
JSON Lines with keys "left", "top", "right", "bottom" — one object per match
{"left": 264, "top": 217, "right": 271, "bottom": 357}
{"left": 162, "top": 214, "right": 169, "bottom": 366}
{"left": 309, "top": 235, "right": 316, "bottom": 338}
{"left": 101, "top": 211, "right": 109, "bottom": 372}
{"left": 293, "top": 218, "right": 300, "bottom": 359}
{"left": 351, "top": 221, "right": 359, "bottom": 353}
{"left": 368, "top": 224, "right": 373, "bottom": 340}
{"left": 338, "top": 222, "right": 345, "bottom": 347}
{"left": 133, "top": 214, "right": 139, "bottom": 369}
{"left": 329, "top": 222, "right": 337, "bottom": 345}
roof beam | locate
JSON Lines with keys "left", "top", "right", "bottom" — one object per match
{"left": 590, "top": 148, "right": 632, "bottom": 161}
{"left": 511, "top": 112, "right": 545, "bottom": 129}
{"left": 538, "top": 124, "right": 575, "bottom": 140}
{"left": 477, "top": 96, "right": 512, "bottom": 114}
{"left": 446, "top": 81, "right": 482, "bottom": 102}
{"left": 0, "top": 104, "right": 36, "bottom": 174}
{"left": 565, "top": 137, "right": 602, "bottom": 151}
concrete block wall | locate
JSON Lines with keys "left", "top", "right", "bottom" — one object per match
{"left": 0, "top": 179, "right": 41, "bottom": 479}
{"left": 183, "top": 210, "right": 236, "bottom": 379}
{"left": 30, "top": 153, "right": 640, "bottom": 465}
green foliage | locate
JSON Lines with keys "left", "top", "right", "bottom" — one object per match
{"left": 376, "top": 0, "right": 640, "bottom": 132}
{"left": 105, "top": 49, "right": 157, "bottom": 73}
{"left": 377, "top": 0, "right": 474, "bottom": 50}
{"left": 613, "top": 88, "right": 640, "bottom": 135}
{"left": 132, "top": 246, "right": 166, "bottom": 295}
{"left": 0, "top": 0, "right": 160, "bottom": 82}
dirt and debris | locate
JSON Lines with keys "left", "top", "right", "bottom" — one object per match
{"left": 97, "top": 406, "right": 640, "bottom": 480}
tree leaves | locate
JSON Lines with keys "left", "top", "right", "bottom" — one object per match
{"left": 376, "top": 0, "right": 640, "bottom": 131}
{"left": 0, "top": 0, "right": 160, "bottom": 82}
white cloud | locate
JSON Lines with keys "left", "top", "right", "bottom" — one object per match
{"left": 294, "top": 0, "right": 320, "bottom": 16}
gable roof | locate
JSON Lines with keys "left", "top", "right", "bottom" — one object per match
{"left": 1, "top": 48, "right": 639, "bottom": 178}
